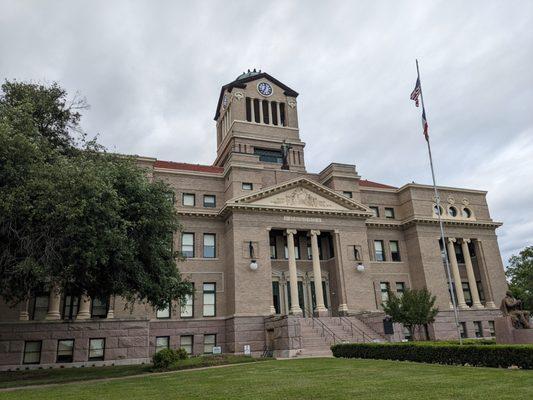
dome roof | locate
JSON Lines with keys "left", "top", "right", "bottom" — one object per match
{"left": 236, "top": 69, "right": 262, "bottom": 81}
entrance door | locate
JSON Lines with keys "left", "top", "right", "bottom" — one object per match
{"left": 286, "top": 281, "right": 307, "bottom": 316}
{"left": 310, "top": 281, "right": 329, "bottom": 311}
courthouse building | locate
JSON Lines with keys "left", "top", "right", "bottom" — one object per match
{"left": 0, "top": 70, "right": 508, "bottom": 368}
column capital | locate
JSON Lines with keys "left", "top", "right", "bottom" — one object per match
{"left": 310, "top": 229, "right": 321, "bottom": 236}
{"left": 286, "top": 229, "right": 297, "bottom": 236}
{"left": 447, "top": 237, "right": 457, "bottom": 244}
{"left": 461, "top": 238, "right": 471, "bottom": 244}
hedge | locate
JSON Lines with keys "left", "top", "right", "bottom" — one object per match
{"left": 331, "top": 342, "right": 533, "bottom": 369}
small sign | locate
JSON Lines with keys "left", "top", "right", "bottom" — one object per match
{"left": 212, "top": 346, "right": 222, "bottom": 355}
{"left": 243, "top": 344, "right": 251, "bottom": 355}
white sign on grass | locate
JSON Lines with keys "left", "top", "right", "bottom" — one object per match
{"left": 212, "top": 346, "right": 222, "bottom": 354}
{"left": 244, "top": 345, "right": 251, "bottom": 355}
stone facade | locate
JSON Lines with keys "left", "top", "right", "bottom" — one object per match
{"left": 0, "top": 71, "right": 508, "bottom": 369}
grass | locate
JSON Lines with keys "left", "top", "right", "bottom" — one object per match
{"left": 0, "top": 355, "right": 260, "bottom": 389}
{"left": 0, "top": 358, "right": 532, "bottom": 400}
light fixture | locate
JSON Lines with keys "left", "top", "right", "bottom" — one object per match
{"left": 250, "top": 260, "right": 258, "bottom": 270}
{"left": 249, "top": 241, "right": 258, "bottom": 270}
{"left": 356, "top": 263, "right": 365, "bottom": 272}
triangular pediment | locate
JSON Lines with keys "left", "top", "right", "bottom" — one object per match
{"left": 226, "top": 178, "right": 372, "bottom": 216}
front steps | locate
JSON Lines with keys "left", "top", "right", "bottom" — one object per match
{"left": 294, "top": 316, "right": 386, "bottom": 358}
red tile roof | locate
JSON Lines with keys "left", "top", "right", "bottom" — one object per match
{"left": 154, "top": 160, "right": 224, "bottom": 174}
{"left": 359, "top": 179, "right": 397, "bottom": 189}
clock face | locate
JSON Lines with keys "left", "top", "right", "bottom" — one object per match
{"left": 257, "top": 82, "right": 273, "bottom": 97}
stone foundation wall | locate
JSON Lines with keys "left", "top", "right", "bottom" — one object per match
{"left": 264, "top": 315, "right": 302, "bottom": 358}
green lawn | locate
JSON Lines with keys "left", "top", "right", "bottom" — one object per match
{"left": 1, "top": 358, "right": 532, "bottom": 400}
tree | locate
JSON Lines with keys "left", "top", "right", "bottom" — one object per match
{"left": 506, "top": 246, "right": 533, "bottom": 312}
{"left": 382, "top": 289, "right": 439, "bottom": 341}
{"left": 0, "top": 81, "right": 192, "bottom": 310}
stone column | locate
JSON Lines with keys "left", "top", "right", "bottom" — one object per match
{"left": 106, "top": 295, "right": 115, "bottom": 319}
{"left": 276, "top": 102, "right": 281, "bottom": 126}
{"left": 461, "top": 239, "right": 483, "bottom": 309}
{"left": 333, "top": 230, "right": 349, "bottom": 314}
{"left": 259, "top": 100, "right": 264, "bottom": 123}
{"left": 45, "top": 285, "right": 61, "bottom": 320}
{"left": 268, "top": 101, "right": 272, "bottom": 124}
{"left": 19, "top": 298, "right": 30, "bottom": 321}
{"left": 76, "top": 293, "right": 91, "bottom": 320}
{"left": 251, "top": 98, "right": 255, "bottom": 122}
{"left": 286, "top": 229, "right": 302, "bottom": 315}
{"left": 310, "top": 230, "right": 327, "bottom": 316}
{"left": 473, "top": 239, "right": 497, "bottom": 309}
{"left": 446, "top": 238, "right": 469, "bottom": 309}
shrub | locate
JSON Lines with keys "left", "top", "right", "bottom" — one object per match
{"left": 152, "top": 348, "right": 188, "bottom": 370}
{"left": 331, "top": 342, "right": 533, "bottom": 369}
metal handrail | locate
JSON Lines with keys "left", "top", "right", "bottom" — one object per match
{"left": 339, "top": 316, "right": 368, "bottom": 343}
{"left": 303, "top": 306, "right": 340, "bottom": 345}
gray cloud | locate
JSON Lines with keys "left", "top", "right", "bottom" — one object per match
{"left": 1, "top": 0, "right": 532, "bottom": 263}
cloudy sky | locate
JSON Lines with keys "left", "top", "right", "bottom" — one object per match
{"left": 1, "top": 1, "right": 532, "bottom": 263}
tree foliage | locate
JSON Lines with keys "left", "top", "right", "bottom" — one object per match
{"left": 382, "top": 288, "right": 439, "bottom": 340}
{"left": 0, "top": 80, "right": 192, "bottom": 309}
{"left": 506, "top": 246, "right": 533, "bottom": 312}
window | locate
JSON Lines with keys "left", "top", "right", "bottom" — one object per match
{"left": 253, "top": 99, "right": 260, "bottom": 123}
{"left": 396, "top": 282, "right": 405, "bottom": 296}
{"left": 181, "top": 283, "right": 194, "bottom": 318}
{"left": 254, "top": 148, "right": 283, "bottom": 163}
{"left": 449, "top": 206, "right": 458, "bottom": 217}
{"left": 156, "top": 302, "right": 170, "bottom": 319}
{"left": 343, "top": 191, "right": 353, "bottom": 198}
{"left": 462, "top": 207, "right": 472, "bottom": 218}
{"left": 182, "top": 193, "right": 195, "bottom": 207}
{"left": 488, "top": 321, "right": 495, "bottom": 336}
{"left": 369, "top": 206, "right": 379, "bottom": 218}
{"left": 374, "top": 240, "right": 385, "bottom": 261}
{"left": 242, "top": 182, "right": 253, "bottom": 190}
{"left": 380, "top": 282, "right": 390, "bottom": 303}
{"left": 203, "top": 283, "right": 216, "bottom": 317}
{"left": 23, "top": 341, "right": 42, "bottom": 364}
{"left": 91, "top": 297, "right": 108, "bottom": 318}
{"left": 284, "top": 238, "right": 300, "bottom": 260}
{"left": 434, "top": 204, "right": 444, "bottom": 216}
{"left": 203, "top": 195, "right": 216, "bottom": 208}
{"left": 279, "top": 103, "right": 286, "bottom": 126}
{"left": 459, "top": 322, "right": 467, "bottom": 339}
{"left": 57, "top": 339, "right": 74, "bottom": 363}
{"left": 474, "top": 321, "right": 483, "bottom": 338}
{"left": 204, "top": 334, "right": 216, "bottom": 354}
{"left": 88, "top": 338, "right": 105, "bottom": 361}
{"left": 181, "top": 233, "right": 195, "bottom": 258}
{"left": 477, "top": 281, "right": 485, "bottom": 302}
{"left": 390, "top": 241, "right": 401, "bottom": 261}
{"left": 180, "top": 335, "right": 193, "bottom": 354}
{"left": 270, "top": 236, "right": 277, "bottom": 259}
{"left": 352, "top": 245, "right": 362, "bottom": 261}
{"left": 462, "top": 282, "right": 472, "bottom": 306}
{"left": 62, "top": 295, "right": 79, "bottom": 320}
{"left": 307, "top": 239, "right": 312, "bottom": 260}
{"left": 454, "top": 241, "right": 465, "bottom": 264}
{"left": 245, "top": 97, "right": 252, "bottom": 122}
{"left": 384, "top": 208, "right": 395, "bottom": 219}
{"left": 203, "top": 234, "right": 216, "bottom": 258}
{"left": 155, "top": 336, "right": 170, "bottom": 353}
{"left": 271, "top": 101, "right": 278, "bottom": 125}
{"left": 272, "top": 281, "right": 281, "bottom": 314}
{"left": 32, "top": 294, "right": 49, "bottom": 320}
{"left": 262, "top": 100, "right": 269, "bottom": 124}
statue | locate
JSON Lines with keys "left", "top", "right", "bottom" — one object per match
{"left": 500, "top": 291, "right": 531, "bottom": 329}
{"left": 281, "top": 140, "right": 292, "bottom": 170}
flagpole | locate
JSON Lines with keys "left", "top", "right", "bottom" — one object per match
{"left": 415, "top": 59, "right": 463, "bottom": 344}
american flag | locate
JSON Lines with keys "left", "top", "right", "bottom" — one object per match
{"left": 410, "top": 77, "right": 421, "bottom": 107}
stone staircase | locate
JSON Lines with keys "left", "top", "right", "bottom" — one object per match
{"left": 295, "top": 316, "right": 386, "bottom": 358}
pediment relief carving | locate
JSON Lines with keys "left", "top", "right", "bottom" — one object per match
{"left": 249, "top": 187, "right": 349, "bottom": 210}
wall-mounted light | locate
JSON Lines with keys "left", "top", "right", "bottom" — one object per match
{"left": 249, "top": 241, "right": 258, "bottom": 270}
{"left": 356, "top": 263, "right": 365, "bottom": 272}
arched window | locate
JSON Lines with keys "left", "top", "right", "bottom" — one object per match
{"left": 462, "top": 207, "right": 472, "bottom": 218}
{"left": 448, "top": 206, "right": 458, "bottom": 217}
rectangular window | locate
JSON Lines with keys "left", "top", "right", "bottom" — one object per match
{"left": 474, "top": 321, "right": 483, "bottom": 338}
{"left": 203, "top": 234, "right": 216, "bottom": 258}
{"left": 374, "top": 240, "right": 385, "bottom": 261}
{"left": 271, "top": 101, "right": 278, "bottom": 125}
{"left": 380, "top": 282, "right": 390, "bottom": 303}
{"left": 155, "top": 336, "right": 170, "bottom": 353}
{"left": 62, "top": 295, "right": 79, "bottom": 320}
{"left": 32, "top": 294, "right": 49, "bottom": 320}
{"left": 454, "top": 241, "right": 465, "bottom": 264}
{"left": 390, "top": 241, "right": 401, "bottom": 261}
{"left": 91, "top": 298, "right": 108, "bottom": 318}
{"left": 181, "top": 283, "right": 194, "bottom": 318}
{"left": 284, "top": 239, "right": 300, "bottom": 260}
{"left": 203, "top": 195, "right": 216, "bottom": 208}
{"left": 343, "top": 191, "right": 353, "bottom": 198}
{"left": 203, "top": 334, "right": 216, "bottom": 354}
{"left": 462, "top": 282, "right": 473, "bottom": 306}
{"left": 272, "top": 281, "right": 281, "bottom": 314}
{"left": 156, "top": 302, "right": 170, "bottom": 319}
{"left": 245, "top": 97, "right": 252, "bottom": 122}
{"left": 203, "top": 283, "right": 216, "bottom": 317}
{"left": 180, "top": 335, "right": 193, "bottom": 354}
{"left": 57, "top": 339, "right": 74, "bottom": 363}
{"left": 181, "top": 233, "right": 195, "bottom": 258}
{"left": 262, "top": 100, "right": 269, "bottom": 124}
{"left": 242, "top": 182, "right": 253, "bottom": 190}
{"left": 270, "top": 236, "right": 277, "bottom": 259}
{"left": 279, "top": 103, "right": 286, "bottom": 126}
{"left": 88, "top": 338, "right": 105, "bottom": 361}
{"left": 182, "top": 193, "right": 195, "bottom": 207}
{"left": 254, "top": 148, "right": 283, "bottom": 164}
{"left": 384, "top": 207, "right": 395, "bottom": 219}
{"left": 488, "top": 320, "right": 495, "bottom": 336}
{"left": 307, "top": 239, "right": 312, "bottom": 260}
{"left": 459, "top": 322, "right": 467, "bottom": 339}
{"left": 369, "top": 206, "right": 380, "bottom": 218}
{"left": 253, "top": 99, "right": 260, "bottom": 123}
{"left": 23, "top": 341, "right": 42, "bottom": 364}
{"left": 476, "top": 280, "right": 485, "bottom": 302}
{"left": 396, "top": 282, "right": 405, "bottom": 296}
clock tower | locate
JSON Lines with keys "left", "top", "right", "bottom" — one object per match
{"left": 213, "top": 70, "right": 306, "bottom": 172}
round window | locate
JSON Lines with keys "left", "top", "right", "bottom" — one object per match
{"left": 433, "top": 204, "right": 444, "bottom": 216}
{"left": 449, "top": 206, "right": 458, "bottom": 217}
{"left": 462, "top": 207, "right": 472, "bottom": 218}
